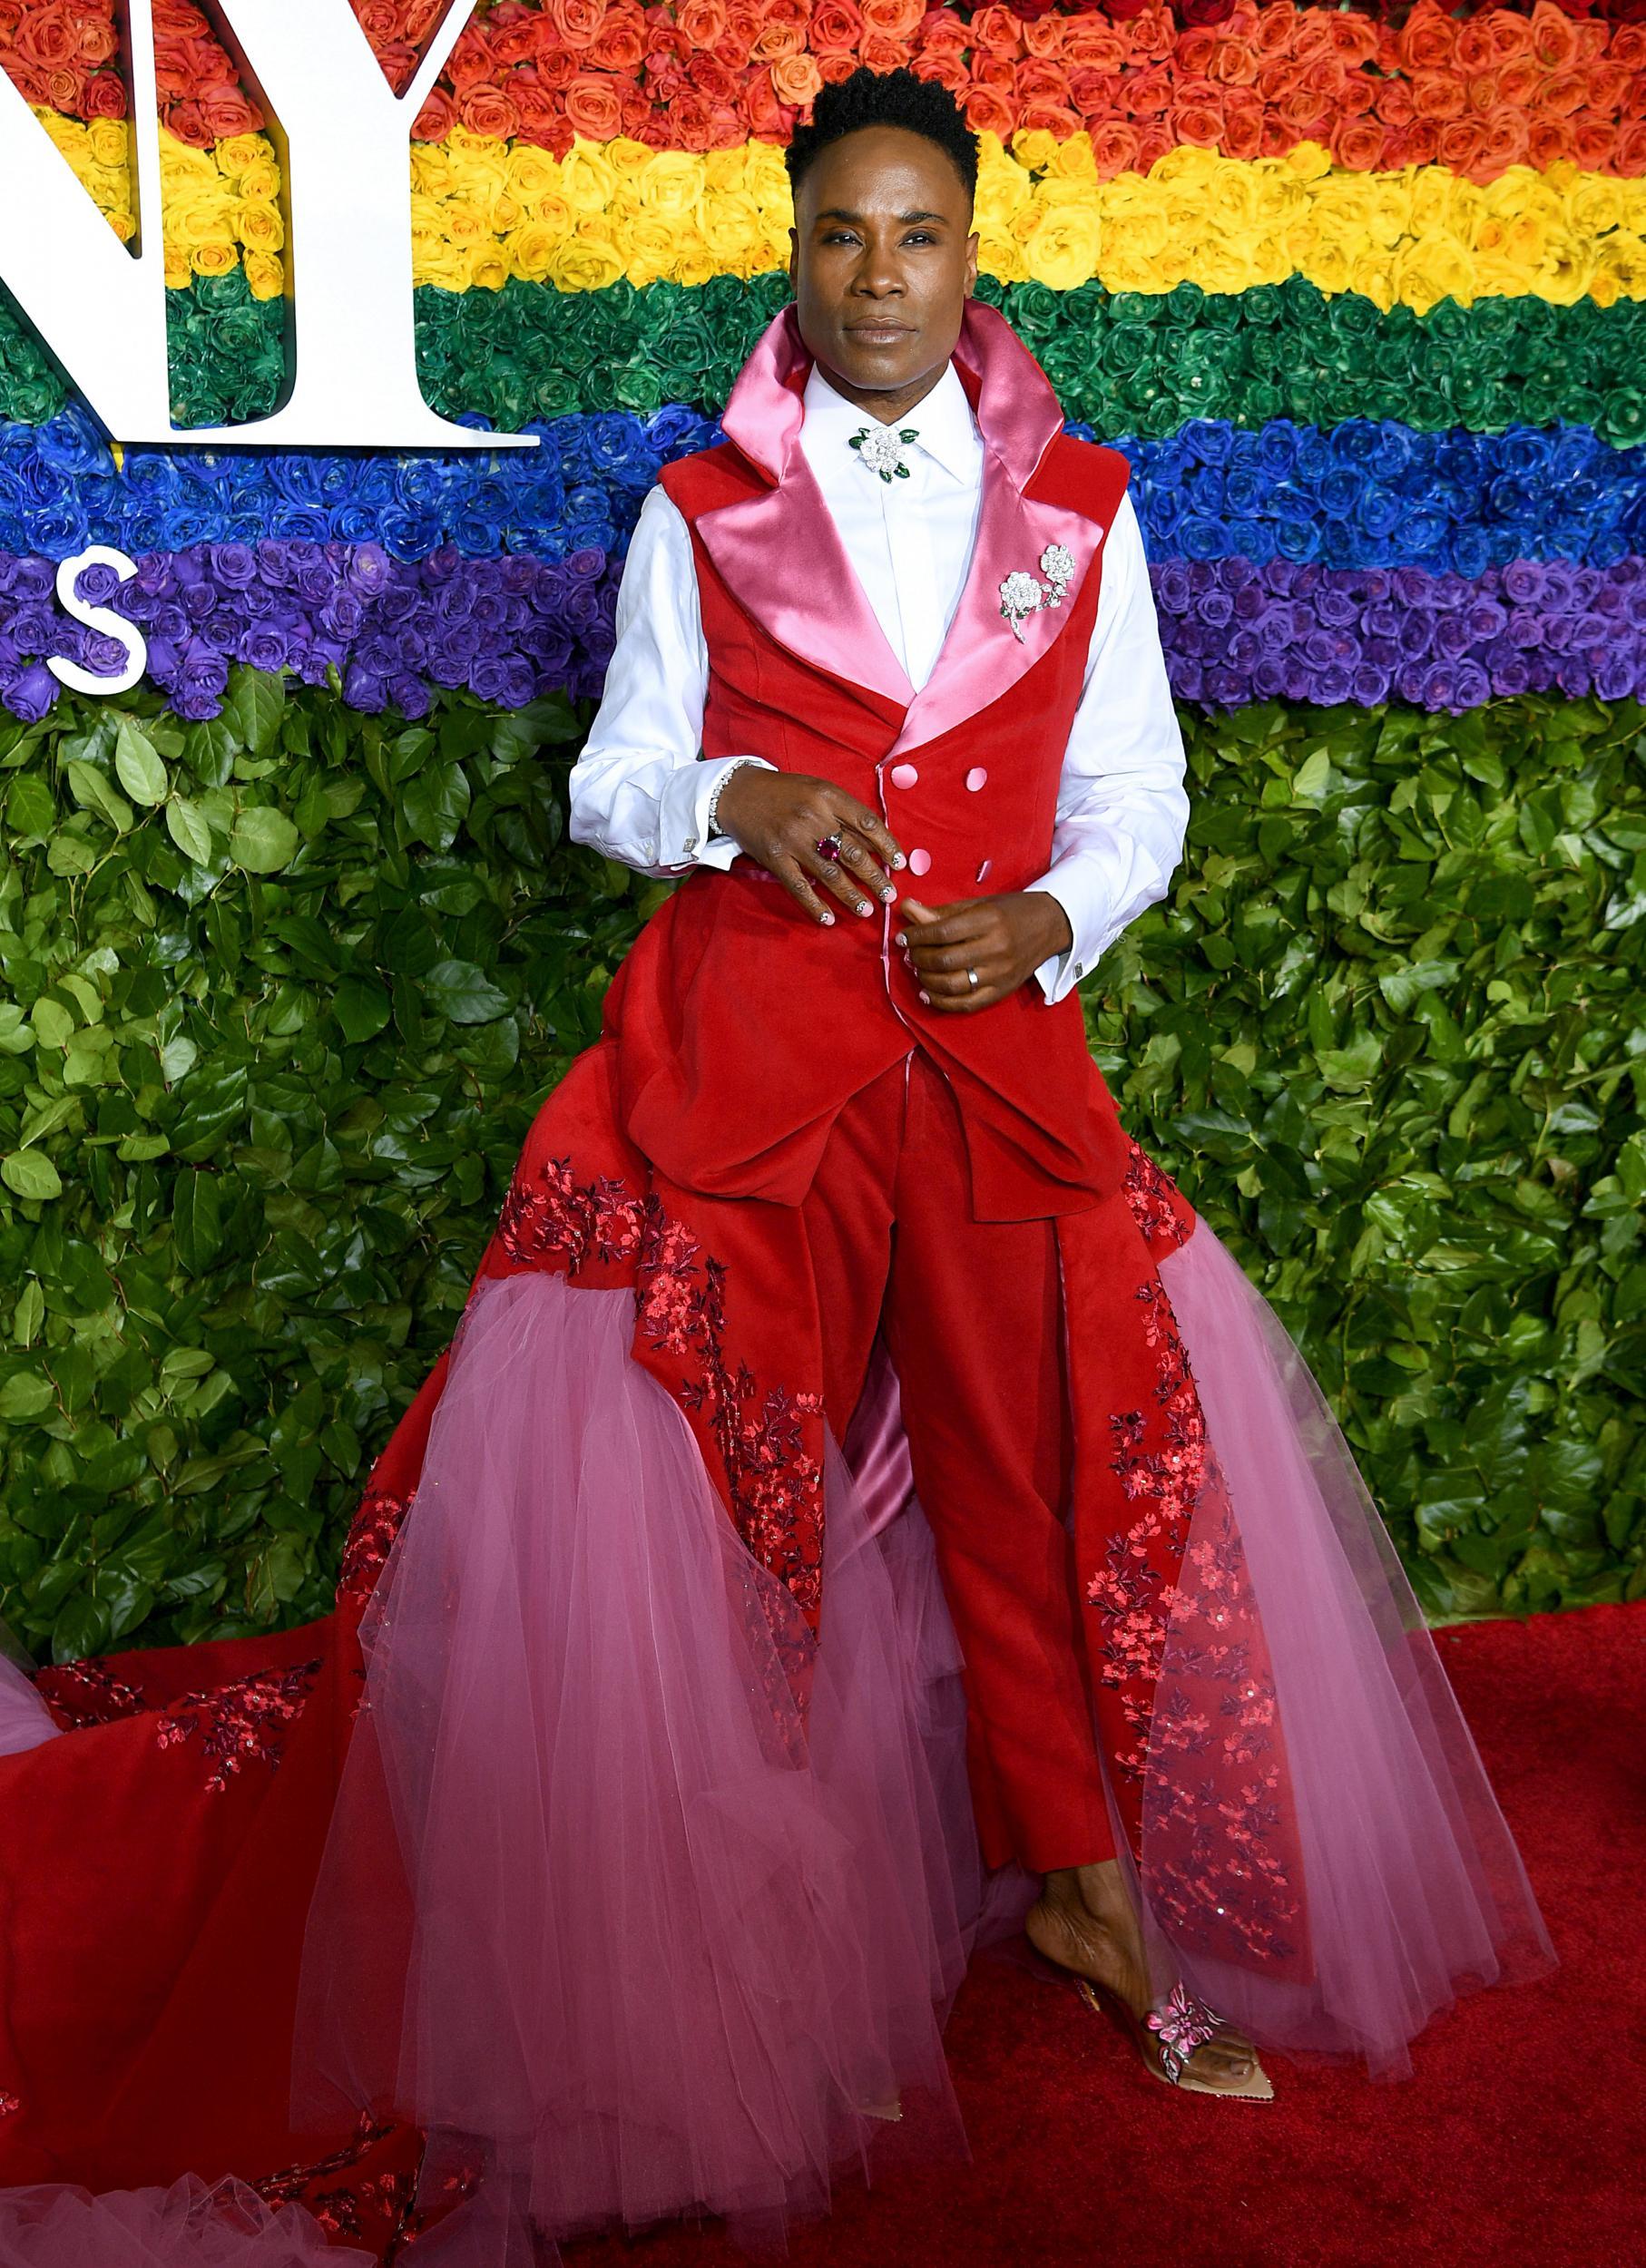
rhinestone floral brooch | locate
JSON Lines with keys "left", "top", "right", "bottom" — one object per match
{"left": 999, "top": 542, "right": 1076, "bottom": 640}
{"left": 850, "top": 425, "right": 919, "bottom": 483}
{"left": 1143, "top": 1980, "right": 1225, "bottom": 2085}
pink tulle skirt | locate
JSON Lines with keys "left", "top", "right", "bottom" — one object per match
{"left": 0, "top": 1215, "right": 1553, "bottom": 2267}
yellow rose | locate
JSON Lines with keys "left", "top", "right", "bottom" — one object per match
{"left": 86, "top": 117, "right": 128, "bottom": 171}
{"left": 971, "top": 220, "right": 1028, "bottom": 287}
{"left": 1279, "top": 140, "right": 1332, "bottom": 185}
{"left": 414, "top": 240, "right": 474, "bottom": 292}
{"left": 607, "top": 137, "right": 657, "bottom": 181}
{"left": 504, "top": 220, "right": 568, "bottom": 282}
{"left": 191, "top": 242, "right": 239, "bottom": 279}
{"left": 506, "top": 147, "right": 562, "bottom": 204}
{"left": 163, "top": 245, "right": 192, "bottom": 291}
{"left": 525, "top": 190, "right": 574, "bottom": 236}
{"left": 548, "top": 232, "right": 627, "bottom": 292}
{"left": 1392, "top": 238, "right": 1475, "bottom": 316}
{"left": 236, "top": 199, "right": 285, "bottom": 253}
{"left": 1022, "top": 203, "right": 1099, "bottom": 293}
{"left": 242, "top": 249, "right": 284, "bottom": 299}
{"left": 214, "top": 132, "right": 268, "bottom": 179}
{"left": 1010, "top": 128, "right": 1061, "bottom": 179}
{"left": 701, "top": 190, "right": 765, "bottom": 265}
{"left": 1568, "top": 177, "right": 1625, "bottom": 240}
{"left": 674, "top": 248, "right": 721, "bottom": 288}
{"left": 469, "top": 246, "right": 509, "bottom": 292}
{"left": 559, "top": 141, "right": 620, "bottom": 218}
{"left": 446, "top": 200, "right": 491, "bottom": 249}
{"left": 1047, "top": 136, "right": 1098, "bottom": 189}
{"left": 411, "top": 143, "right": 458, "bottom": 201}
{"left": 237, "top": 156, "right": 280, "bottom": 203}
{"left": 633, "top": 153, "right": 705, "bottom": 222}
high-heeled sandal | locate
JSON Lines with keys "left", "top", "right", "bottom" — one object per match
{"left": 1075, "top": 1976, "right": 1275, "bottom": 2100}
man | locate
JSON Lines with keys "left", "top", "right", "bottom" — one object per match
{"left": 568, "top": 65, "right": 1260, "bottom": 2092}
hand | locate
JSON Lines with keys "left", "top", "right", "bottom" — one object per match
{"left": 895, "top": 891, "right": 1073, "bottom": 1013}
{"left": 714, "top": 766, "right": 906, "bottom": 924}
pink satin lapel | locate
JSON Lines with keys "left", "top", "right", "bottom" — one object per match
{"left": 702, "top": 307, "right": 913, "bottom": 710}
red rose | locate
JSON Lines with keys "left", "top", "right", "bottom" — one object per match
{"left": 963, "top": 83, "right": 1016, "bottom": 137}
{"left": 1331, "top": 114, "right": 1386, "bottom": 171}
{"left": 1219, "top": 90, "right": 1263, "bottom": 160}
{"left": 163, "top": 96, "right": 210, "bottom": 146}
{"left": 1410, "top": 72, "right": 1466, "bottom": 124}
{"left": 1435, "top": 117, "right": 1486, "bottom": 173}
{"left": 1014, "top": 56, "right": 1071, "bottom": 106}
{"left": 1616, "top": 118, "right": 1646, "bottom": 171}
{"left": 1103, "top": 0, "right": 1151, "bottom": 25}
{"left": 1087, "top": 118, "right": 1140, "bottom": 176}
{"left": 1478, "top": 108, "right": 1531, "bottom": 174}
{"left": 809, "top": 0, "right": 860, "bottom": 54}
{"left": 413, "top": 84, "right": 455, "bottom": 139}
{"left": 745, "top": 73, "right": 789, "bottom": 137}
{"left": 1171, "top": 93, "right": 1225, "bottom": 147}
{"left": 859, "top": 30, "right": 907, "bottom": 70}
{"left": 446, "top": 23, "right": 495, "bottom": 87}
{"left": 969, "top": 5, "right": 1024, "bottom": 61}
{"left": 563, "top": 72, "right": 622, "bottom": 136}
{"left": 1527, "top": 114, "right": 1574, "bottom": 167}
{"left": 82, "top": 66, "right": 126, "bottom": 118}
{"left": 1572, "top": 112, "right": 1618, "bottom": 167}
{"left": 1134, "top": 119, "right": 1173, "bottom": 170}
{"left": 198, "top": 81, "right": 260, "bottom": 134}
{"left": 460, "top": 83, "right": 520, "bottom": 138}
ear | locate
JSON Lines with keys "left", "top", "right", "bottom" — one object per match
{"left": 788, "top": 226, "right": 799, "bottom": 292}
{"left": 963, "top": 229, "right": 979, "bottom": 296}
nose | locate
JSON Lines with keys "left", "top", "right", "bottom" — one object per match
{"left": 852, "top": 237, "right": 904, "bottom": 298}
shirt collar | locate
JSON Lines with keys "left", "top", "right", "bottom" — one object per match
{"left": 801, "top": 358, "right": 981, "bottom": 489}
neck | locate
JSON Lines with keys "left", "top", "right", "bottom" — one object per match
{"left": 812, "top": 359, "right": 949, "bottom": 426}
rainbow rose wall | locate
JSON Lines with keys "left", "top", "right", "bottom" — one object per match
{"left": 0, "top": 0, "right": 1641, "bottom": 1748}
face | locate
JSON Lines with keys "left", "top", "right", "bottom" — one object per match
{"left": 789, "top": 124, "right": 979, "bottom": 415}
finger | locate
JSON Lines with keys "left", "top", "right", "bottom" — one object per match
{"left": 908, "top": 933, "right": 1004, "bottom": 976}
{"left": 920, "top": 960, "right": 998, "bottom": 998}
{"left": 894, "top": 901, "right": 994, "bottom": 949}
{"left": 834, "top": 826, "right": 898, "bottom": 903}
{"left": 774, "top": 855, "right": 838, "bottom": 925}
{"left": 836, "top": 800, "right": 906, "bottom": 873}
{"left": 797, "top": 841, "right": 879, "bottom": 918}
{"left": 916, "top": 974, "right": 1004, "bottom": 1013}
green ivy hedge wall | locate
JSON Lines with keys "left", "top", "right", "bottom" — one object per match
{"left": 0, "top": 672, "right": 1641, "bottom": 1661}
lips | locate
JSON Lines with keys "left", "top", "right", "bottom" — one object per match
{"left": 846, "top": 321, "right": 914, "bottom": 344}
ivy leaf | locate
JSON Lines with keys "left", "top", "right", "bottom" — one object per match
{"left": 230, "top": 806, "right": 299, "bottom": 874}
{"left": 2, "top": 1151, "right": 64, "bottom": 1200}
{"left": 113, "top": 719, "right": 168, "bottom": 807}
{"left": 423, "top": 959, "right": 509, "bottom": 1024}
{"left": 166, "top": 793, "right": 214, "bottom": 865}
{"left": 224, "top": 666, "right": 286, "bottom": 758}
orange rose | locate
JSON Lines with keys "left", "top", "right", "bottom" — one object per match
{"left": 1278, "top": 87, "right": 1328, "bottom": 137}
{"left": 83, "top": 68, "right": 126, "bottom": 119}
{"left": 1484, "top": 12, "right": 1532, "bottom": 66}
{"left": 972, "top": 52, "right": 1015, "bottom": 94}
{"left": 537, "top": 50, "right": 577, "bottom": 90}
{"left": 1014, "top": 97, "right": 1075, "bottom": 138}
{"left": 1258, "top": 112, "right": 1290, "bottom": 159}
{"left": 79, "top": 15, "right": 120, "bottom": 65}
{"left": 1398, "top": 0, "right": 1455, "bottom": 73}
{"left": 1465, "top": 68, "right": 1498, "bottom": 119}
{"left": 1617, "top": 119, "right": 1646, "bottom": 171}
{"left": 1062, "top": 17, "right": 1128, "bottom": 71}
{"left": 563, "top": 72, "right": 622, "bottom": 137}
{"left": 750, "top": 4, "right": 807, "bottom": 64}
{"left": 1290, "top": 15, "right": 1337, "bottom": 66}
{"left": 1478, "top": 108, "right": 1530, "bottom": 174}
{"left": 922, "top": 10, "right": 971, "bottom": 65}
{"left": 1410, "top": 72, "right": 1466, "bottom": 124}
{"left": 1220, "top": 89, "right": 1263, "bottom": 161}
{"left": 1435, "top": 117, "right": 1486, "bottom": 174}
{"left": 1130, "top": 5, "right": 1176, "bottom": 66}
{"left": 808, "top": 0, "right": 860, "bottom": 55}
{"left": 1586, "top": 64, "right": 1631, "bottom": 115}
{"left": 912, "top": 53, "right": 970, "bottom": 100}
{"left": 1528, "top": 2, "right": 1578, "bottom": 74}
{"left": 1613, "top": 29, "right": 1646, "bottom": 73}
{"left": 963, "top": 83, "right": 1016, "bottom": 137}
{"left": 1254, "top": 56, "right": 1291, "bottom": 103}
{"left": 1453, "top": 20, "right": 1496, "bottom": 78}
{"left": 1373, "top": 76, "right": 1414, "bottom": 127}
{"left": 1495, "top": 57, "right": 1540, "bottom": 110}
{"left": 1534, "top": 70, "right": 1588, "bottom": 120}
{"left": 1527, "top": 114, "right": 1574, "bottom": 167}
{"left": 1126, "top": 60, "right": 1171, "bottom": 117}
{"left": 969, "top": 5, "right": 1023, "bottom": 62}
{"left": 547, "top": 0, "right": 605, "bottom": 53}
{"left": 1573, "top": 112, "right": 1618, "bottom": 169}
{"left": 1015, "top": 56, "right": 1072, "bottom": 108}
{"left": 1337, "top": 74, "right": 1375, "bottom": 118}
{"left": 860, "top": 0, "right": 922, "bottom": 43}
{"left": 1251, "top": 4, "right": 1297, "bottom": 62}
{"left": 1134, "top": 119, "right": 1173, "bottom": 171}
{"left": 1087, "top": 117, "right": 1140, "bottom": 178}
{"left": 1328, "top": 14, "right": 1379, "bottom": 68}
{"left": 1171, "top": 93, "right": 1225, "bottom": 149}
{"left": 690, "top": 49, "right": 737, "bottom": 100}
{"left": 745, "top": 73, "right": 789, "bottom": 137}
{"left": 678, "top": 0, "right": 727, "bottom": 52}
{"left": 1174, "top": 26, "right": 1219, "bottom": 74}
{"left": 587, "top": 3, "right": 645, "bottom": 71}
{"left": 1385, "top": 121, "right": 1436, "bottom": 167}
{"left": 770, "top": 49, "right": 821, "bottom": 105}
{"left": 1331, "top": 113, "right": 1386, "bottom": 171}
{"left": 858, "top": 30, "right": 906, "bottom": 70}
{"left": 818, "top": 51, "right": 857, "bottom": 84}
{"left": 1066, "top": 64, "right": 1119, "bottom": 116}
{"left": 460, "top": 83, "right": 520, "bottom": 138}
{"left": 1209, "top": 38, "right": 1260, "bottom": 90}
{"left": 413, "top": 87, "right": 454, "bottom": 139}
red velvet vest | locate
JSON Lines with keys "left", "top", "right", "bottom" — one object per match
{"left": 600, "top": 304, "right": 1137, "bottom": 1224}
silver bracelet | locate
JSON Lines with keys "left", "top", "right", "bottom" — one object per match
{"left": 704, "top": 757, "right": 762, "bottom": 843}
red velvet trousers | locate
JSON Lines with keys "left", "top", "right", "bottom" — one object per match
{"left": 803, "top": 1045, "right": 1115, "bottom": 1873}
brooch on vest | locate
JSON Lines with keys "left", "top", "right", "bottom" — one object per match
{"left": 999, "top": 543, "right": 1077, "bottom": 641}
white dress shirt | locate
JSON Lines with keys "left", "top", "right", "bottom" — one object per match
{"left": 568, "top": 357, "right": 1189, "bottom": 1003}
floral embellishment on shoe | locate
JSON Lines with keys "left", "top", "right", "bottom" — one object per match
{"left": 1144, "top": 1981, "right": 1225, "bottom": 2085}
{"left": 849, "top": 424, "right": 919, "bottom": 482}
{"left": 999, "top": 543, "right": 1079, "bottom": 640}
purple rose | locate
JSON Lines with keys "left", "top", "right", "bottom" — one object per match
{"left": 1502, "top": 560, "right": 1544, "bottom": 605}
{"left": 387, "top": 672, "right": 432, "bottom": 719}
{"left": 4, "top": 661, "right": 59, "bottom": 722}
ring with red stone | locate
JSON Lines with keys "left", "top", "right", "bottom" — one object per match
{"left": 816, "top": 831, "right": 844, "bottom": 861}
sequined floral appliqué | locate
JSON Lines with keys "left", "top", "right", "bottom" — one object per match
{"left": 155, "top": 1659, "right": 323, "bottom": 1794}
{"left": 1085, "top": 1272, "right": 1303, "bottom": 1971}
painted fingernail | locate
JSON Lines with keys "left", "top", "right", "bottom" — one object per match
{"left": 893, "top": 930, "right": 906, "bottom": 946}
{"left": 819, "top": 910, "right": 834, "bottom": 924}
{"left": 918, "top": 988, "right": 930, "bottom": 1004}
{"left": 857, "top": 901, "right": 873, "bottom": 916}
{"left": 880, "top": 885, "right": 896, "bottom": 901}
{"left": 891, "top": 853, "right": 906, "bottom": 868}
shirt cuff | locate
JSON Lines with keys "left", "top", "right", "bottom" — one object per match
{"left": 1024, "top": 866, "right": 1109, "bottom": 1005}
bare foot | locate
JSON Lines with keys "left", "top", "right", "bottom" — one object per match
{"left": 1025, "top": 1859, "right": 1261, "bottom": 2091}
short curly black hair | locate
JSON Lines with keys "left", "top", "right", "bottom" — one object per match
{"left": 785, "top": 67, "right": 979, "bottom": 204}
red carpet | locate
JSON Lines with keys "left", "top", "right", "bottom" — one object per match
{"left": 569, "top": 1600, "right": 1646, "bottom": 2268}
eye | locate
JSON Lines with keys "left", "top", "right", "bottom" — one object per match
{"left": 903, "top": 231, "right": 936, "bottom": 246}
